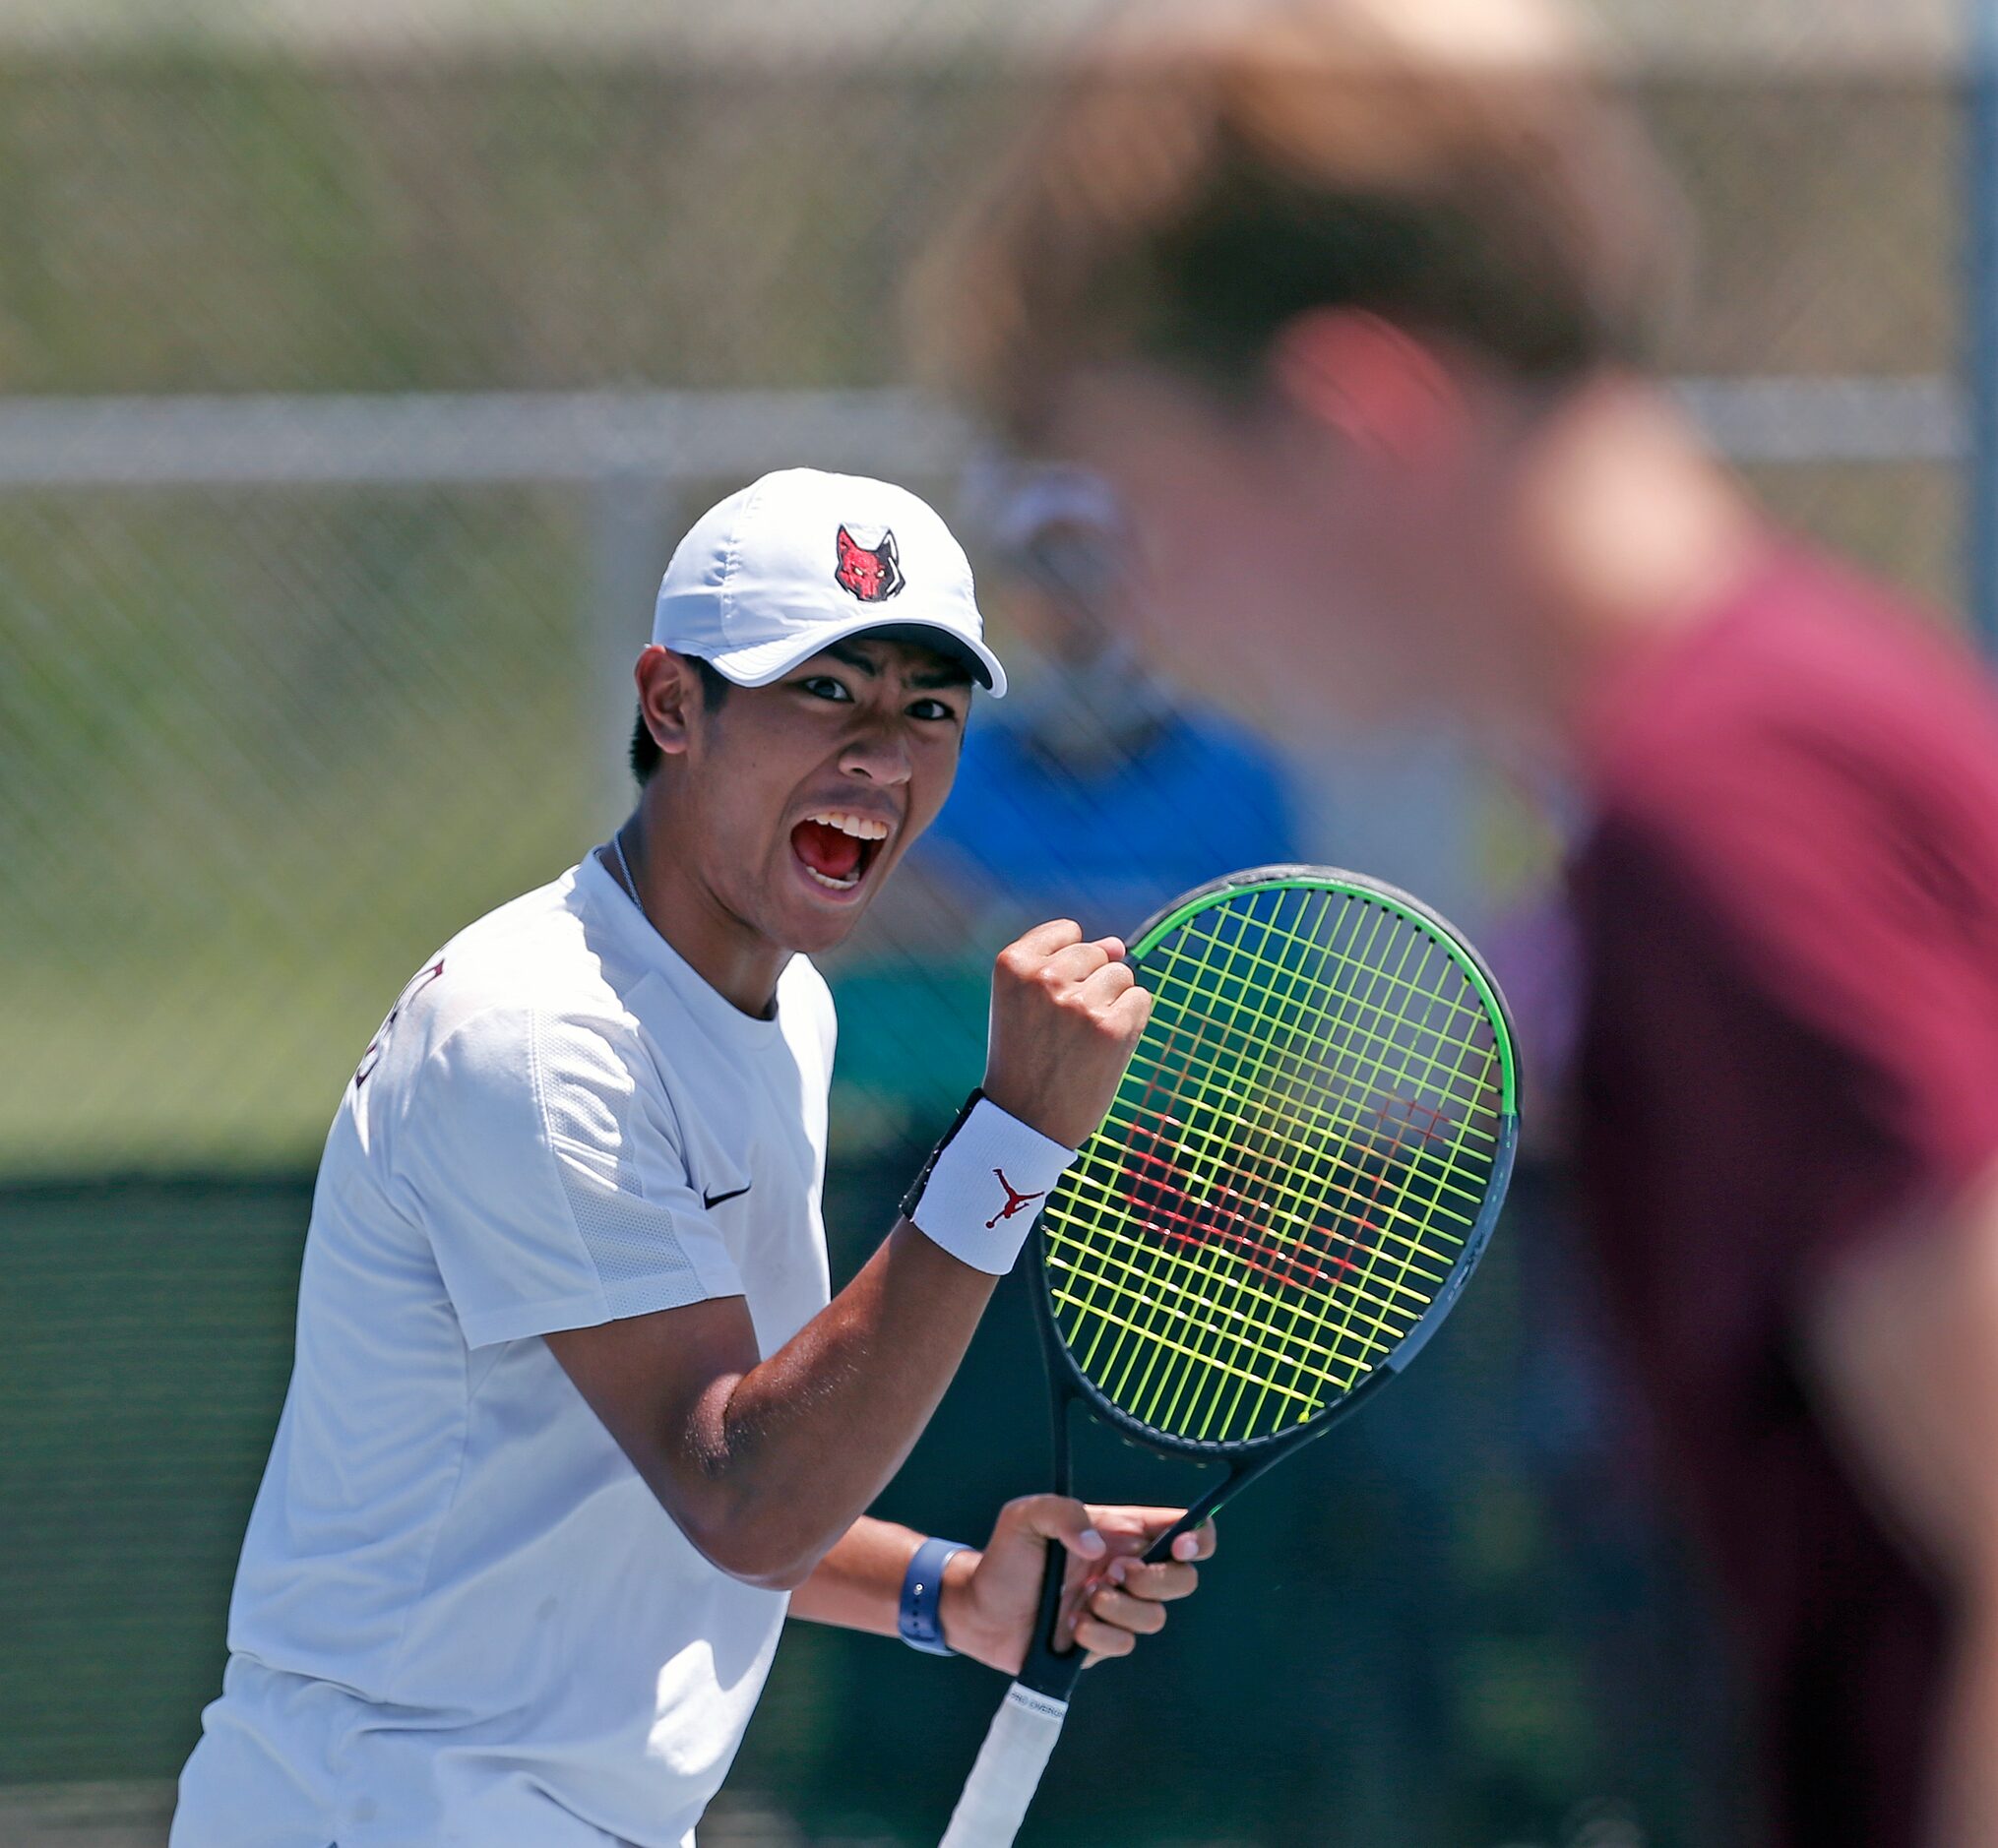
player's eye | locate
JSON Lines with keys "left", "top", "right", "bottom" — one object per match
{"left": 799, "top": 675, "right": 854, "bottom": 703}
{"left": 908, "top": 697, "right": 961, "bottom": 722}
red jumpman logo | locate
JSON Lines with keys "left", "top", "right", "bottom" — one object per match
{"left": 986, "top": 1167, "right": 1047, "bottom": 1229}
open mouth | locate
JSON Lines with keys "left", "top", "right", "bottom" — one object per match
{"left": 789, "top": 810, "right": 892, "bottom": 894}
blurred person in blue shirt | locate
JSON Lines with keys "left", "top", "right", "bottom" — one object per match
{"left": 915, "top": 465, "right": 1298, "bottom": 939}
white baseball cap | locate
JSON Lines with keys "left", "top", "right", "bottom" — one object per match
{"left": 653, "top": 468, "right": 1008, "bottom": 696}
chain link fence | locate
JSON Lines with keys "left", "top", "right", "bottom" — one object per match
{"left": 0, "top": 9, "right": 1969, "bottom": 1844}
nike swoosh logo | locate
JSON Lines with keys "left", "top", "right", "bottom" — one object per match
{"left": 703, "top": 1184, "right": 752, "bottom": 1210}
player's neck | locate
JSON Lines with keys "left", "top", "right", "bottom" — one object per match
{"left": 1498, "top": 374, "right": 1765, "bottom": 747}
{"left": 608, "top": 803, "right": 787, "bottom": 1020}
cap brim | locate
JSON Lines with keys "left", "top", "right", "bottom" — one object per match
{"left": 704, "top": 611, "right": 1007, "bottom": 697}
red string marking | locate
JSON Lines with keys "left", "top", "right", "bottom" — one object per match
{"left": 1122, "top": 1087, "right": 1455, "bottom": 1298}
{"left": 1348, "top": 1093, "right": 1452, "bottom": 1241}
{"left": 1122, "top": 1108, "right": 1195, "bottom": 1230}
{"left": 1204, "top": 1179, "right": 1350, "bottom": 1293}
{"left": 1123, "top": 1109, "right": 1343, "bottom": 1296}
{"left": 1118, "top": 1020, "right": 1202, "bottom": 1233}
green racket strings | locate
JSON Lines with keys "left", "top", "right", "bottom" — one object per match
{"left": 1043, "top": 881, "right": 1511, "bottom": 1447}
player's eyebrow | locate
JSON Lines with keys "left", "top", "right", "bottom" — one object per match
{"left": 824, "top": 640, "right": 971, "bottom": 690}
{"left": 824, "top": 642, "right": 881, "bottom": 677}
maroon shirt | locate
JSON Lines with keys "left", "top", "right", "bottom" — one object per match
{"left": 1569, "top": 544, "right": 1998, "bottom": 1846}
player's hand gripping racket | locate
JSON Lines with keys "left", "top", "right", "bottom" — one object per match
{"left": 939, "top": 866, "right": 1518, "bottom": 1847}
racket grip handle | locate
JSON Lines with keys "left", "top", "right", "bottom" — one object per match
{"left": 938, "top": 1681, "right": 1070, "bottom": 1848}
{"left": 1013, "top": 1519, "right": 1087, "bottom": 1701}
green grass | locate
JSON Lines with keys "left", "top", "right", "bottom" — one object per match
{"left": 0, "top": 488, "right": 601, "bottom": 1174}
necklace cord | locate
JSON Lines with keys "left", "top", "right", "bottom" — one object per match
{"left": 610, "top": 828, "right": 643, "bottom": 912}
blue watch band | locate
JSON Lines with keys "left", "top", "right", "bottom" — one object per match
{"left": 899, "top": 1536, "right": 970, "bottom": 1656}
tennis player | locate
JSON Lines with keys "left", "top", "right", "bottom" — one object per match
{"left": 171, "top": 467, "right": 1210, "bottom": 1848}
{"left": 926, "top": 6, "right": 1998, "bottom": 1845}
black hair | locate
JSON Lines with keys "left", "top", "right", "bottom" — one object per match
{"left": 630, "top": 656, "right": 731, "bottom": 785}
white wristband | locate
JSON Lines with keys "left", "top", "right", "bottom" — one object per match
{"left": 907, "top": 1097, "right": 1078, "bottom": 1275}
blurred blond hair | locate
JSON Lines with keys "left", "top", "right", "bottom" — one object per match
{"left": 914, "top": 0, "right": 1687, "bottom": 438}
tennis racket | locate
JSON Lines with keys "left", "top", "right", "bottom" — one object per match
{"left": 939, "top": 865, "right": 1519, "bottom": 1847}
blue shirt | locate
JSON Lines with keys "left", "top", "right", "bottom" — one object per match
{"left": 918, "top": 705, "right": 1299, "bottom": 938}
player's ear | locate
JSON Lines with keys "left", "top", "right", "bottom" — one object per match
{"left": 1266, "top": 308, "right": 1467, "bottom": 469}
{"left": 635, "top": 645, "right": 701, "bottom": 760}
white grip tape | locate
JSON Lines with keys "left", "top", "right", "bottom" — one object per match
{"left": 938, "top": 1681, "right": 1071, "bottom": 1848}
{"left": 911, "top": 1099, "right": 1076, "bottom": 1276}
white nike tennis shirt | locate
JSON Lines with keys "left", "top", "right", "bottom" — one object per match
{"left": 172, "top": 853, "right": 837, "bottom": 1848}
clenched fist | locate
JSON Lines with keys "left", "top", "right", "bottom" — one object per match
{"left": 982, "top": 919, "right": 1152, "bottom": 1150}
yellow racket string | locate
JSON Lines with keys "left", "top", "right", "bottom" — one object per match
{"left": 1041, "top": 881, "right": 1507, "bottom": 1446}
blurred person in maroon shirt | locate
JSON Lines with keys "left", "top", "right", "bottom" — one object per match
{"left": 920, "top": 2, "right": 1998, "bottom": 1843}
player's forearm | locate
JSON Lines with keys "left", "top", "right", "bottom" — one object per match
{"left": 788, "top": 1518, "right": 919, "bottom": 1633}
{"left": 789, "top": 1516, "right": 968, "bottom": 1637}
{"left": 670, "top": 1224, "right": 996, "bottom": 1587}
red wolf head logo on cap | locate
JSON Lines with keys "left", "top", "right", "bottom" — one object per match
{"left": 834, "top": 524, "right": 905, "bottom": 603}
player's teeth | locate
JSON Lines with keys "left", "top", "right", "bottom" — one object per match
{"left": 808, "top": 811, "right": 889, "bottom": 841}
{"left": 804, "top": 865, "right": 859, "bottom": 892}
